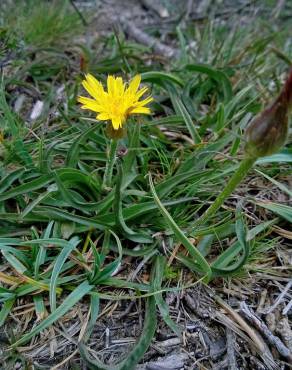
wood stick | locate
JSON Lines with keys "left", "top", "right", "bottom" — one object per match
{"left": 240, "top": 302, "right": 292, "bottom": 362}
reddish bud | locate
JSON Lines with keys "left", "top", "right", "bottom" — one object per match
{"left": 244, "top": 68, "right": 292, "bottom": 158}
{"left": 80, "top": 54, "right": 89, "bottom": 73}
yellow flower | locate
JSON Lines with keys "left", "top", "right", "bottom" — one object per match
{"left": 78, "top": 74, "right": 153, "bottom": 130}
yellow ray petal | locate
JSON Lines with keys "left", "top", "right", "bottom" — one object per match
{"left": 97, "top": 113, "right": 110, "bottom": 120}
{"left": 78, "top": 96, "right": 102, "bottom": 112}
{"left": 127, "top": 74, "right": 141, "bottom": 94}
{"left": 136, "top": 86, "right": 148, "bottom": 99}
{"left": 82, "top": 80, "right": 97, "bottom": 100}
{"left": 130, "top": 107, "right": 151, "bottom": 114}
{"left": 82, "top": 75, "right": 105, "bottom": 101}
{"left": 107, "top": 75, "right": 116, "bottom": 95}
{"left": 112, "top": 116, "right": 122, "bottom": 130}
{"left": 115, "top": 77, "right": 125, "bottom": 95}
{"left": 86, "top": 74, "right": 104, "bottom": 94}
{"left": 136, "top": 96, "right": 153, "bottom": 106}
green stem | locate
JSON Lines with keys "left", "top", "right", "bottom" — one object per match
{"left": 103, "top": 139, "right": 118, "bottom": 190}
{"left": 194, "top": 157, "right": 256, "bottom": 227}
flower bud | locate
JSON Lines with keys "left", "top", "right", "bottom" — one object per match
{"left": 244, "top": 68, "right": 292, "bottom": 158}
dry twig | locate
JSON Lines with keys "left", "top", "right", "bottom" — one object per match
{"left": 240, "top": 302, "right": 292, "bottom": 362}
{"left": 120, "top": 18, "right": 177, "bottom": 58}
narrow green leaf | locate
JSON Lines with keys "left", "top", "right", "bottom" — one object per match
{"left": 0, "top": 174, "right": 52, "bottom": 201}
{"left": 34, "top": 221, "right": 54, "bottom": 278}
{"left": 54, "top": 171, "right": 101, "bottom": 212}
{"left": 141, "top": 72, "right": 184, "bottom": 87}
{"left": 114, "top": 163, "right": 136, "bottom": 235}
{"left": 0, "top": 298, "right": 15, "bottom": 326}
{"left": 149, "top": 174, "right": 212, "bottom": 282}
{"left": 0, "top": 244, "right": 31, "bottom": 266}
{"left": 153, "top": 256, "right": 182, "bottom": 337}
{"left": 33, "top": 206, "right": 108, "bottom": 229}
{"left": 49, "top": 237, "right": 80, "bottom": 311}
{"left": 79, "top": 294, "right": 156, "bottom": 370}
{"left": 93, "top": 230, "right": 123, "bottom": 284}
{"left": 66, "top": 125, "right": 99, "bottom": 167}
{"left": 2, "top": 251, "right": 28, "bottom": 274}
{"left": 247, "top": 218, "right": 278, "bottom": 241}
{"left": 21, "top": 184, "right": 57, "bottom": 217}
{"left": 0, "top": 168, "right": 25, "bottom": 193}
{"left": 256, "top": 202, "right": 292, "bottom": 222}
{"left": 83, "top": 292, "right": 100, "bottom": 342}
{"left": 184, "top": 64, "right": 232, "bottom": 102}
{"left": 255, "top": 149, "right": 292, "bottom": 164}
{"left": 167, "top": 84, "right": 201, "bottom": 144}
{"left": 33, "top": 295, "right": 46, "bottom": 320}
{"left": 211, "top": 205, "right": 250, "bottom": 275}
{"left": 13, "top": 281, "right": 93, "bottom": 347}
{"left": 256, "top": 170, "right": 292, "bottom": 197}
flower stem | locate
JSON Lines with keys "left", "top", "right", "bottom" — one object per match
{"left": 194, "top": 157, "right": 256, "bottom": 227}
{"left": 103, "top": 139, "right": 118, "bottom": 190}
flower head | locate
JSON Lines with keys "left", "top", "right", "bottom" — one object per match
{"left": 245, "top": 68, "right": 292, "bottom": 158}
{"left": 78, "top": 74, "right": 153, "bottom": 130}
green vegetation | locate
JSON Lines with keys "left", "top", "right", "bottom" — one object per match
{"left": 1, "top": 0, "right": 82, "bottom": 48}
{"left": 0, "top": 0, "right": 291, "bottom": 368}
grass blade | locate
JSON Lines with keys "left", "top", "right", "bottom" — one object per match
{"left": 13, "top": 281, "right": 93, "bottom": 347}
{"left": 49, "top": 237, "right": 80, "bottom": 312}
{"left": 167, "top": 84, "right": 201, "bottom": 144}
{"left": 256, "top": 202, "right": 292, "bottom": 222}
{"left": 149, "top": 174, "right": 212, "bottom": 282}
{"left": 211, "top": 204, "right": 250, "bottom": 275}
{"left": 79, "top": 293, "right": 156, "bottom": 370}
{"left": 0, "top": 298, "right": 15, "bottom": 326}
{"left": 153, "top": 256, "right": 182, "bottom": 337}
{"left": 185, "top": 63, "right": 232, "bottom": 102}
{"left": 0, "top": 174, "right": 52, "bottom": 202}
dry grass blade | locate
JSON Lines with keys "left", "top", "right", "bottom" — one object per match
{"left": 212, "top": 293, "right": 277, "bottom": 369}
